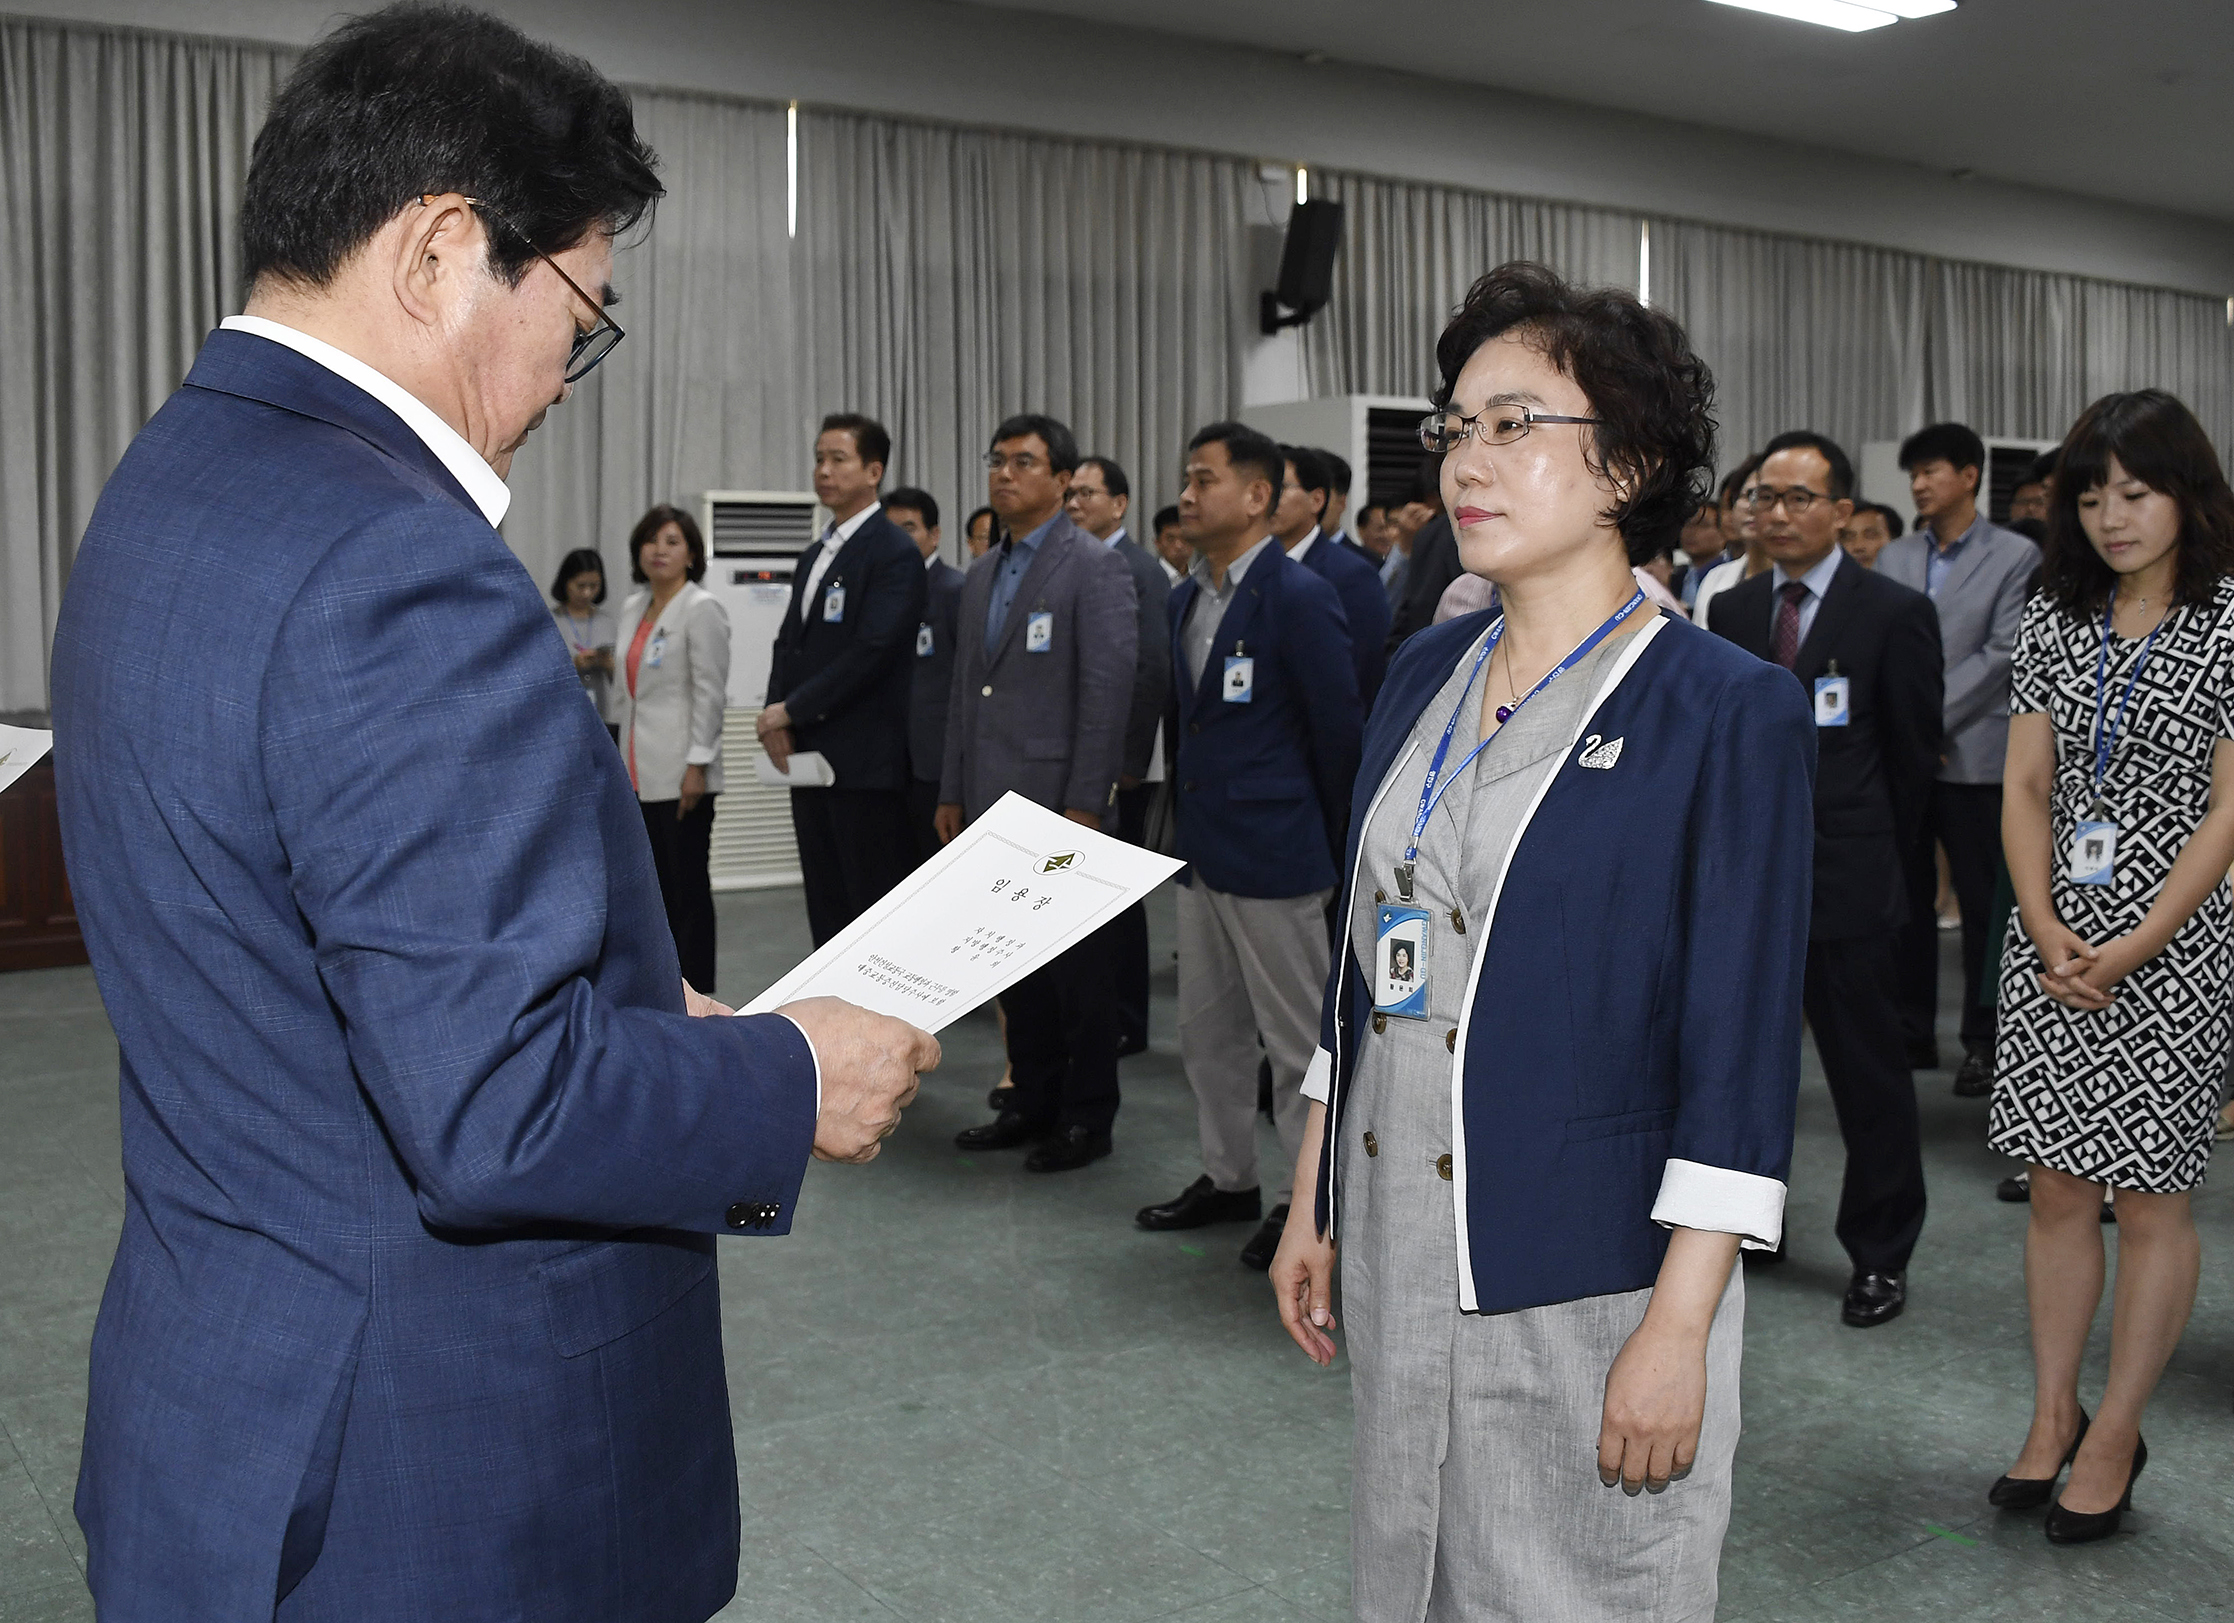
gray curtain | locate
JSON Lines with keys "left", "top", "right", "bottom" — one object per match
{"left": 8, "top": 11, "right": 2234, "bottom": 711}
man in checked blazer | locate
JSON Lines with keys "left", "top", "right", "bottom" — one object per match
{"left": 47, "top": 11, "right": 935, "bottom": 1619}
{"left": 940, "top": 413, "right": 1138, "bottom": 1172}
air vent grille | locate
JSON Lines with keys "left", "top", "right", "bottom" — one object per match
{"left": 704, "top": 491, "right": 818, "bottom": 556}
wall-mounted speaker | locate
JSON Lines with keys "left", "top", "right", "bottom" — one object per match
{"left": 1260, "top": 200, "right": 1344, "bottom": 335}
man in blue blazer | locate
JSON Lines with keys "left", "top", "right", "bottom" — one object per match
{"left": 48, "top": 12, "right": 933, "bottom": 1619}
{"left": 888, "top": 486, "right": 966, "bottom": 866}
{"left": 1134, "top": 423, "right": 1362, "bottom": 1267}
{"left": 1277, "top": 443, "right": 1390, "bottom": 708}
{"left": 1708, "top": 432, "right": 1944, "bottom": 1329}
{"left": 761, "top": 413, "right": 929, "bottom": 945}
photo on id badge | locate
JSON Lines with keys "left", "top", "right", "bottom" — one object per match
{"left": 2070, "top": 820, "right": 2117, "bottom": 886}
{"left": 1375, "top": 906, "right": 1430, "bottom": 1019}
{"left": 1026, "top": 610, "right": 1053, "bottom": 654}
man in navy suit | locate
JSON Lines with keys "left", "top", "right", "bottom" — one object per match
{"left": 1709, "top": 431, "right": 1943, "bottom": 1330}
{"left": 48, "top": 11, "right": 934, "bottom": 1618}
{"left": 1066, "top": 454, "right": 1172, "bottom": 1056}
{"left": 1314, "top": 447, "right": 1361, "bottom": 554}
{"left": 1134, "top": 423, "right": 1362, "bottom": 1267}
{"left": 761, "top": 413, "right": 928, "bottom": 945}
{"left": 889, "top": 486, "right": 965, "bottom": 866}
{"left": 1278, "top": 443, "right": 1390, "bottom": 707}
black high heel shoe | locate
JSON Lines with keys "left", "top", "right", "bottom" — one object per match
{"left": 1988, "top": 1409, "right": 2089, "bottom": 1509}
{"left": 2044, "top": 1433, "right": 2147, "bottom": 1544}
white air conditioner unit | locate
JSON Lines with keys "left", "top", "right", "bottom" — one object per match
{"left": 697, "top": 490, "right": 823, "bottom": 893}
{"left": 1239, "top": 394, "right": 1437, "bottom": 511}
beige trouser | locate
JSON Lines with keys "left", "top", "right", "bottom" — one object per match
{"left": 1175, "top": 881, "right": 1333, "bottom": 1204}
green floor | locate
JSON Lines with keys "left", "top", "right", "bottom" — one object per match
{"left": 2, "top": 891, "right": 2230, "bottom": 1621}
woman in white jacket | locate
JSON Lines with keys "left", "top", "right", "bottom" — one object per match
{"left": 612, "top": 504, "right": 731, "bottom": 993}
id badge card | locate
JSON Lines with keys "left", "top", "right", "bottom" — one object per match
{"left": 2069, "top": 820, "right": 2118, "bottom": 886}
{"left": 1374, "top": 905, "right": 1431, "bottom": 1018}
{"left": 1813, "top": 675, "right": 1850, "bottom": 727}
{"left": 915, "top": 622, "right": 935, "bottom": 658}
{"left": 822, "top": 581, "right": 846, "bottom": 623}
{"left": 1025, "top": 610, "right": 1053, "bottom": 653}
{"left": 1222, "top": 656, "right": 1255, "bottom": 703}
{"left": 644, "top": 630, "right": 665, "bottom": 669}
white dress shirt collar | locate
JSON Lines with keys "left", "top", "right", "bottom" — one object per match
{"left": 826, "top": 501, "right": 882, "bottom": 547}
{"left": 1770, "top": 546, "right": 1844, "bottom": 601}
{"left": 1286, "top": 525, "right": 1322, "bottom": 565}
{"left": 802, "top": 501, "right": 883, "bottom": 608}
{"left": 219, "top": 315, "right": 510, "bottom": 527}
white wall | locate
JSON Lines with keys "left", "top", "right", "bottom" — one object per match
{"left": 22, "top": 0, "right": 2234, "bottom": 298}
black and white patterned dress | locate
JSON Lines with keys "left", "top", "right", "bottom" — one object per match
{"left": 1988, "top": 577, "right": 2234, "bottom": 1192}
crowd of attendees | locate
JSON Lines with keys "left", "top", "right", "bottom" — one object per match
{"left": 558, "top": 366, "right": 2234, "bottom": 1555}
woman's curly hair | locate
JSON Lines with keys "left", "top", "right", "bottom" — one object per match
{"left": 1433, "top": 262, "right": 1718, "bottom": 565}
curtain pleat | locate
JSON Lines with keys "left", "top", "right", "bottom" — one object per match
{"left": 5, "top": 13, "right": 2233, "bottom": 710}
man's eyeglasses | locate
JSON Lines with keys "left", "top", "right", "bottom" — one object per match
{"left": 1744, "top": 485, "right": 1833, "bottom": 516}
{"left": 983, "top": 451, "right": 1046, "bottom": 474}
{"left": 1419, "top": 405, "right": 1603, "bottom": 454}
{"left": 445, "top": 196, "right": 625, "bottom": 383}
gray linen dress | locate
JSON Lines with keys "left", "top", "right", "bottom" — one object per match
{"left": 1340, "top": 624, "right": 1744, "bottom": 1623}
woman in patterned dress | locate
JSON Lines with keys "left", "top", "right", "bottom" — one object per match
{"left": 1987, "top": 389, "right": 2234, "bottom": 1543}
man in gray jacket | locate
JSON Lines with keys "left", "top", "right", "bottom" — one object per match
{"left": 940, "top": 414, "right": 1138, "bottom": 1171}
{"left": 1877, "top": 421, "right": 2040, "bottom": 1096}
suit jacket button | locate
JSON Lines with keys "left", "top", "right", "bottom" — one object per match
{"left": 1445, "top": 1028, "right": 1457, "bottom": 1053}
{"left": 981, "top": 684, "right": 994, "bottom": 697}
{"left": 725, "top": 1203, "right": 753, "bottom": 1229}
{"left": 1436, "top": 1153, "right": 1453, "bottom": 1181}
{"left": 1362, "top": 1131, "right": 1378, "bottom": 1158}
{"left": 1371, "top": 1012, "right": 1387, "bottom": 1035}
{"left": 1189, "top": 723, "right": 1201, "bottom": 735}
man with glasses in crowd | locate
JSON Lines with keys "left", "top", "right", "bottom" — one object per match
{"left": 48, "top": 7, "right": 934, "bottom": 1616}
{"left": 942, "top": 415, "right": 1139, "bottom": 1172}
{"left": 1708, "top": 432, "right": 1943, "bottom": 1329}
{"left": 1877, "top": 422, "right": 2041, "bottom": 1095}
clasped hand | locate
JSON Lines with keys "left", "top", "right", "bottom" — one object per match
{"left": 2027, "top": 915, "right": 2146, "bottom": 1011}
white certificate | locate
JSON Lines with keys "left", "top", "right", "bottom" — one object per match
{"left": 742, "top": 791, "right": 1183, "bottom": 1030}
{"left": 0, "top": 725, "right": 54, "bottom": 796}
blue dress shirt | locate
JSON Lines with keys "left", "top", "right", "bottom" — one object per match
{"left": 1768, "top": 546, "right": 1844, "bottom": 647}
{"left": 983, "top": 514, "right": 1059, "bottom": 654}
{"left": 1922, "top": 512, "right": 1985, "bottom": 598}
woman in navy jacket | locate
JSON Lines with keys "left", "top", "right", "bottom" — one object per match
{"left": 1269, "top": 264, "right": 1816, "bottom": 1620}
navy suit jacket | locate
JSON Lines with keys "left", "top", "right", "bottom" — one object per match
{"left": 1169, "top": 547, "right": 1362, "bottom": 898}
{"left": 1313, "top": 611, "right": 1815, "bottom": 1313}
{"left": 1708, "top": 553, "right": 1943, "bottom": 941}
{"left": 50, "top": 330, "right": 818, "bottom": 1621}
{"left": 908, "top": 556, "right": 967, "bottom": 782}
{"left": 1295, "top": 529, "right": 1390, "bottom": 707}
{"left": 766, "top": 507, "right": 927, "bottom": 790}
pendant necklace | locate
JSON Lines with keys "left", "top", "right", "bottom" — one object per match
{"left": 1494, "top": 645, "right": 1524, "bottom": 725}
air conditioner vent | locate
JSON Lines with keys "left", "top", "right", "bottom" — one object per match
{"left": 704, "top": 490, "right": 818, "bottom": 556}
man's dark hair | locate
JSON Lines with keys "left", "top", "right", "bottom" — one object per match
{"left": 2026, "top": 449, "right": 2060, "bottom": 487}
{"left": 549, "top": 547, "right": 608, "bottom": 605}
{"left": 1434, "top": 262, "right": 1716, "bottom": 565}
{"left": 884, "top": 486, "right": 939, "bottom": 530}
{"left": 1077, "top": 456, "right": 1129, "bottom": 501}
{"left": 990, "top": 414, "right": 1079, "bottom": 474}
{"left": 1856, "top": 501, "right": 1906, "bottom": 539}
{"left": 821, "top": 413, "right": 892, "bottom": 473}
{"left": 628, "top": 503, "right": 705, "bottom": 584}
{"left": 1316, "top": 449, "right": 1353, "bottom": 496}
{"left": 1282, "top": 445, "right": 1332, "bottom": 517}
{"left": 2042, "top": 389, "right": 2234, "bottom": 616}
{"left": 1357, "top": 501, "right": 1389, "bottom": 527}
{"left": 1758, "top": 431, "right": 1855, "bottom": 502}
{"left": 964, "top": 505, "right": 997, "bottom": 537}
{"left": 1719, "top": 455, "right": 1763, "bottom": 509}
{"left": 1898, "top": 421, "right": 1986, "bottom": 478}
{"left": 1152, "top": 504, "right": 1181, "bottom": 535}
{"left": 242, "top": 4, "right": 663, "bottom": 290}
{"left": 1188, "top": 422, "right": 1285, "bottom": 500}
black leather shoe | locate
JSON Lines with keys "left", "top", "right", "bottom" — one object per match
{"left": 955, "top": 1110, "right": 1043, "bottom": 1152}
{"left": 1997, "top": 1171, "right": 2031, "bottom": 1202}
{"left": 1842, "top": 1270, "right": 1906, "bottom": 1328}
{"left": 1907, "top": 1038, "right": 1941, "bottom": 1071}
{"left": 1952, "top": 1047, "right": 1994, "bottom": 1097}
{"left": 2045, "top": 1434, "right": 2146, "bottom": 1544}
{"left": 986, "top": 1082, "right": 1016, "bottom": 1111}
{"left": 1239, "top": 1206, "right": 1289, "bottom": 1271}
{"left": 1024, "top": 1125, "right": 1112, "bottom": 1173}
{"left": 1135, "top": 1176, "right": 1260, "bottom": 1231}
{"left": 1989, "top": 1409, "right": 2089, "bottom": 1509}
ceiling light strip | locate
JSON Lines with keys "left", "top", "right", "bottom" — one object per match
{"left": 1704, "top": 0, "right": 1900, "bottom": 32}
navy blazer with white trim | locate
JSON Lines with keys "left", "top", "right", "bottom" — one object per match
{"left": 1307, "top": 608, "right": 1817, "bottom": 1314}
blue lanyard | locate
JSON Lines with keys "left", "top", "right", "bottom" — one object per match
{"left": 1396, "top": 589, "right": 1645, "bottom": 899}
{"left": 2089, "top": 589, "right": 2167, "bottom": 809}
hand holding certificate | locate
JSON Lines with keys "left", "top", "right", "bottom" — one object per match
{"left": 746, "top": 792, "right": 1184, "bottom": 1030}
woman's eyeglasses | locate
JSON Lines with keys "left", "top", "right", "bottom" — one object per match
{"left": 1418, "top": 405, "right": 1603, "bottom": 454}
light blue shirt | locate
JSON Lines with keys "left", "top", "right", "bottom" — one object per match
{"left": 984, "top": 514, "right": 1060, "bottom": 654}
{"left": 1768, "top": 547, "right": 1843, "bottom": 649}
{"left": 1922, "top": 511, "right": 1985, "bottom": 597}
{"left": 1101, "top": 526, "right": 1128, "bottom": 550}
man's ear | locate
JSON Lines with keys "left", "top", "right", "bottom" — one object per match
{"left": 394, "top": 193, "right": 481, "bottom": 329}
